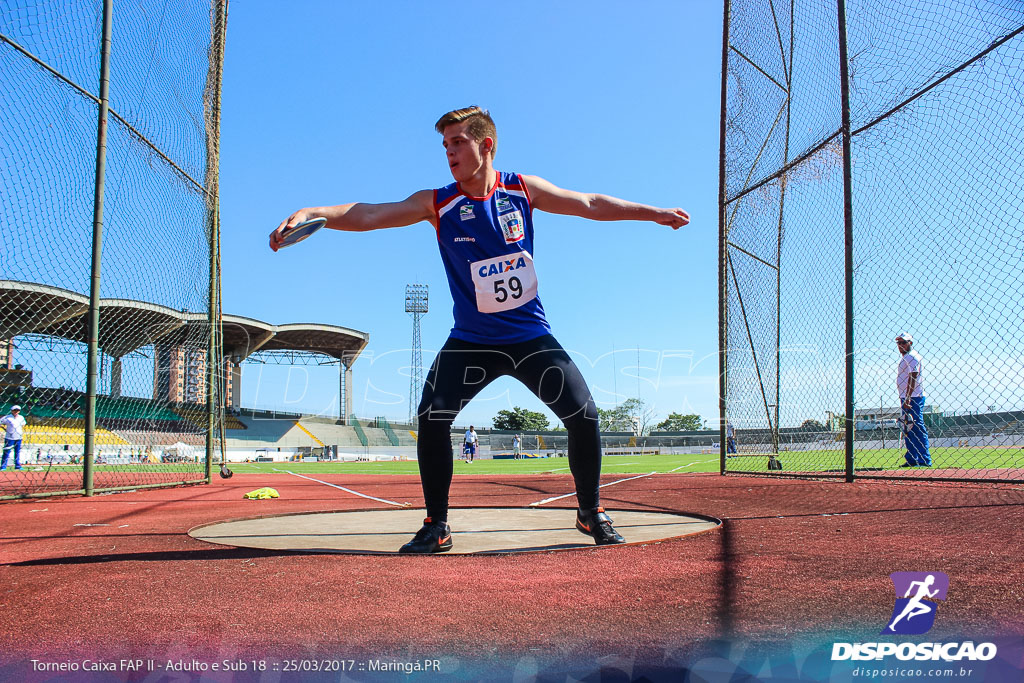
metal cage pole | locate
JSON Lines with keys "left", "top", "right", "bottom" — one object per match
{"left": 205, "top": 227, "right": 218, "bottom": 483}
{"left": 772, "top": 0, "right": 795, "bottom": 459}
{"left": 837, "top": 0, "right": 856, "bottom": 482}
{"left": 83, "top": 0, "right": 114, "bottom": 496}
{"left": 718, "top": 0, "right": 731, "bottom": 475}
{"left": 205, "top": 0, "right": 229, "bottom": 483}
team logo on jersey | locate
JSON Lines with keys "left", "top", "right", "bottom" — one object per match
{"left": 460, "top": 204, "right": 475, "bottom": 221}
{"left": 499, "top": 210, "right": 525, "bottom": 244}
{"left": 496, "top": 197, "right": 514, "bottom": 214}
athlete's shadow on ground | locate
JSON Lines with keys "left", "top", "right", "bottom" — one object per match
{"left": 717, "top": 519, "right": 737, "bottom": 638}
{"left": 3, "top": 547, "right": 302, "bottom": 566}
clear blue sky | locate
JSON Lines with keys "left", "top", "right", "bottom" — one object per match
{"left": 218, "top": 1, "right": 725, "bottom": 428}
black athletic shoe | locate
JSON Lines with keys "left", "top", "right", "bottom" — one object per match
{"left": 576, "top": 507, "right": 626, "bottom": 545}
{"left": 899, "top": 462, "right": 915, "bottom": 468}
{"left": 398, "top": 517, "right": 453, "bottom": 554}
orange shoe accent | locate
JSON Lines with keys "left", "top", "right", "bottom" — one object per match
{"left": 424, "top": 517, "right": 433, "bottom": 524}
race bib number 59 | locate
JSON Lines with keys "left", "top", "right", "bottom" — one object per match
{"left": 470, "top": 252, "right": 538, "bottom": 313}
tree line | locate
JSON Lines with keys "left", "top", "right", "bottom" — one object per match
{"left": 492, "top": 399, "right": 703, "bottom": 435}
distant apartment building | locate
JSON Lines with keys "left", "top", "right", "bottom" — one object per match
{"left": 0, "top": 339, "right": 31, "bottom": 387}
{"left": 0, "top": 339, "right": 12, "bottom": 369}
{"left": 154, "top": 344, "right": 202, "bottom": 403}
{"left": 152, "top": 343, "right": 235, "bottom": 406}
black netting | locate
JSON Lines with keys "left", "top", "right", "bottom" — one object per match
{"left": 0, "top": 1, "right": 227, "bottom": 497}
{"left": 723, "top": 0, "right": 1024, "bottom": 481}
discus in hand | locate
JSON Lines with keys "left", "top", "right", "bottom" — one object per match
{"left": 273, "top": 217, "right": 326, "bottom": 251}
{"left": 897, "top": 410, "right": 914, "bottom": 467}
{"left": 900, "top": 410, "right": 914, "bottom": 435}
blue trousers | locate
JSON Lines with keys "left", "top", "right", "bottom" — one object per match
{"left": 902, "top": 397, "right": 931, "bottom": 466}
{"left": 1, "top": 438, "right": 22, "bottom": 469}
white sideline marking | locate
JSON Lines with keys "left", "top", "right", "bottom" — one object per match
{"left": 668, "top": 458, "right": 716, "bottom": 472}
{"left": 274, "top": 469, "right": 411, "bottom": 508}
{"left": 528, "top": 472, "right": 657, "bottom": 507}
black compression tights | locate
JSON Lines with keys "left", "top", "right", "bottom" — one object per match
{"left": 415, "top": 334, "right": 602, "bottom": 522}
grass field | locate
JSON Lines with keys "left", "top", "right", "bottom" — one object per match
{"left": 726, "top": 446, "right": 1024, "bottom": 472}
{"left": 9, "top": 454, "right": 719, "bottom": 476}
{"left": 218, "top": 453, "right": 724, "bottom": 476}
{"left": 16, "top": 446, "right": 1022, "bottom": 477}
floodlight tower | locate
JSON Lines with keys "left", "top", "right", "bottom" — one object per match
{"left": 405, "top": 284, "right": 429, "bottom": 425}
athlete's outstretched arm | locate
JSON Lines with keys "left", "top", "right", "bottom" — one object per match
{"left": 522, "top": 175, "right": 689, "bottom": 229}
{"left": 270, "top": 190, "right": 435, "bottom": 251}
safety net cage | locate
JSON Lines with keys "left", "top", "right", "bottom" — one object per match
{"left": 720, "top": 0, "right": 1024, "bottom": 482}
{"left": 0, "top": 0, "right": 229, "bottom": 498}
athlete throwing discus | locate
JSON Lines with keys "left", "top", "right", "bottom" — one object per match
{"left": 271, "top": 106, "right": 689, "bottom": 553}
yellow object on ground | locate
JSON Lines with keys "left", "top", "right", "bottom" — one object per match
{"left": 244, "top": 487, "right": 280, "bottom": 499}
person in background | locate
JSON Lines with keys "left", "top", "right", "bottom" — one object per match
{"left": 1, "top": 405, "right": 27, "bottom": 471}
{"left": 464, "top": 425, "right": 478, "bottom": 463}
{"left": 896, "top": 333, "right": 931, "bottom": 467}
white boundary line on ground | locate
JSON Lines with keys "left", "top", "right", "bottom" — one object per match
{"left": 274, "top": 469, "right": 411, "bottom": 508}
{"left": 528, "top": 472, "right": 657, "bottom": 507}
{"left": 668, "top": 457, "right": 717, "bottom": 472}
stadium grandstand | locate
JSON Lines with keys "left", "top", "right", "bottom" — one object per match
{"left": 0, "top": 280, "right": 369, "bottom": 464}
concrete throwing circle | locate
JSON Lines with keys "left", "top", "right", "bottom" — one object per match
{"left": 189, "top": 507, "right": 720, "bottom": 555}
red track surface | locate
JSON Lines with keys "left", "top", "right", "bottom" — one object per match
{"left": 1, "top": 472, "right": 1022, "bottom": 679}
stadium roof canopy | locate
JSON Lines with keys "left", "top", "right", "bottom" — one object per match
{"left": 221, "top": 315, "right": 369, "bottom": 362}
{"left": 0, "top": 281, "right": 368, "bottom": 363}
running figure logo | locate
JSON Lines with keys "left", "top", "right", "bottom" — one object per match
{"left": 882, "top": 572, "right": 949, "bottom": 635}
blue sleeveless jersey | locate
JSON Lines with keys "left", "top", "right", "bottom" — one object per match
{"left": 433, "top": 171, "right": 551, "bottom": 344}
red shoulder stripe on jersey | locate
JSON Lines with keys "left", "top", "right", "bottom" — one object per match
{"left": 433, "top": 188, "right": 441, "bottom": 241}
{"left": 434, "top": 186, "right": 459, "bottom": 210}
{"left": 516, "top": 174, "right": 532, "bottom": 205}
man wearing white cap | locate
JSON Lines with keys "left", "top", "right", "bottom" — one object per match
{"left": 1, "top": 405, "right": 27, "bottom": 471}
{"left": 895, "top": 334, "right": 931, "bottom": 467}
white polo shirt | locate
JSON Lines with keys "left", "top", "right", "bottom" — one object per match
{"left": 897, "top": 350, "right": 925, "bottom": 399}
{"left": 1, "top": 413, "right": 26, "bottom": 440}
{"left": 464, "top": 430, "right": 477, "bottom": 445}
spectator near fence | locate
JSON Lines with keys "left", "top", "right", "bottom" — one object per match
{"left": 1, "top": 405, "right": 26, "bottom": 471}
{"left": 512, "top": 433, "right": 522, "bottom": 459}
{"left": 726, "top": 419, "right": 737, "bottom": 454}
{"left": 896, "top": 333, "right": 931, "bottom": 467}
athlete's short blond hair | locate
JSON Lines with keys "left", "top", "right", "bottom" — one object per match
{"left": 435, "top": 106, "right": 497, "bottom": 158}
